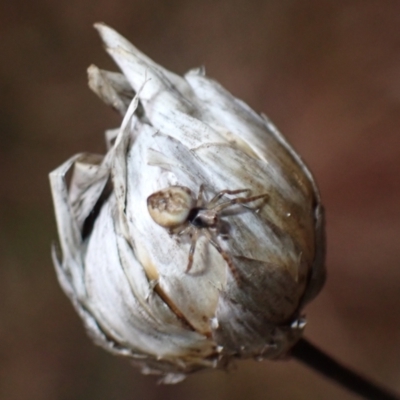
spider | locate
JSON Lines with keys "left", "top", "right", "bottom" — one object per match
{"left": 147, "top": 185, "right": 269, "bottom": 280}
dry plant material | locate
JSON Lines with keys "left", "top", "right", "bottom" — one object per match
{"left": 50, "top": 23, "right": 325, "bottom": 384}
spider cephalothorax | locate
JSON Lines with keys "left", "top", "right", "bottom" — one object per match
{"left": 147, "top": 185, "right": 269, "bottom": 279}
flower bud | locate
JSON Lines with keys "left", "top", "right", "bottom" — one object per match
{"left": 50, "top": 23, "right": 325, "bottom": 384}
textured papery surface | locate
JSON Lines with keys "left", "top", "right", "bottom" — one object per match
{"left": 50, "top": 23, "right": 325, "bottom": 382}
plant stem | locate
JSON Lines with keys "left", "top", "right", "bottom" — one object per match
{"left": 291, "top": 338, "right": 400, "bottom": 400}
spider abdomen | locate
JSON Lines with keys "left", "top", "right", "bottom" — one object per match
{"left": 147, "top": 185, "right": 195, "bottom": 228}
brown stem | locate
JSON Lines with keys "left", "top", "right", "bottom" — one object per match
{"left": 291, "top": 338, "right": 400, "bottom": 400}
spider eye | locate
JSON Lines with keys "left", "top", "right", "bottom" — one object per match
{"left": 147, "top": 185, "right": 194, "bottom": 228}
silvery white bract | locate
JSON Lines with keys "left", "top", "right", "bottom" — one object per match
{"left": 50, "top": 23, "right": 325, "bottom": 384}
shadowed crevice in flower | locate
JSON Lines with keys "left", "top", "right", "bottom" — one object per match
{"left": 81, "top": 178, "right": 113, "bottom": 240}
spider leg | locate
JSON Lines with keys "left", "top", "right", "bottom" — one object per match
{"left": 208, "top": 188, "right": 251, "bottom": 208}
{"left": 203, "top": 229, "right": 240, "bottom": 282}
{"left": 186, "top": 228, "right": 199, "bottom": 272}
{"left": 177, "top": 225, "right": 192, "bottom": 236}
{"left": 196, "top": 184, "right": 205, "bottom": 207}
{"left": 212, "top": 193, "right": 269, "bottom": 213}
{"left": 169, "top": 223, "right": 190, "bottom": 236}
{"left": 246, "top": 193, "right": 270, "bottom": 213}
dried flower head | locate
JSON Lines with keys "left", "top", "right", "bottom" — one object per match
{"left": 50, "top": 23, "right": 326, "bottom": 384}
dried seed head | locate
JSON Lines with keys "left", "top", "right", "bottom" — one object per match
{"left": 147, "top": 186, "right": 194, "bottom": 228}
{"left": 49, "top": 23, "right": 326, "bottom": 383}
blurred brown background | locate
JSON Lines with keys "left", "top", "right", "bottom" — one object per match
{"left": 1, "top": 1, "right": 400, "bottom": 399}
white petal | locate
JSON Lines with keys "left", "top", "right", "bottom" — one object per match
{"left": 95, "top": 23, "right": 194, "bottom": 115}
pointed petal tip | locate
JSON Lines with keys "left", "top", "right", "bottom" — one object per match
{"left": 186, "top": 66, "right": 206, "bottom": 77}
{"left": 93, "top": 22, "right": 122, "bottom": 48}
{"left": 87, "top": 64, "right": 98, "bottom": 74}
{"left": 93, "top": 22, "right": 109, "bottom": 39}
{"left": 93, "top": 21, "right": 108, "bottom": 32}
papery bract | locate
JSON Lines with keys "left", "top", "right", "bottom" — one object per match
{"left": 50, "top": 23, "right": 325, "bottom": 383}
